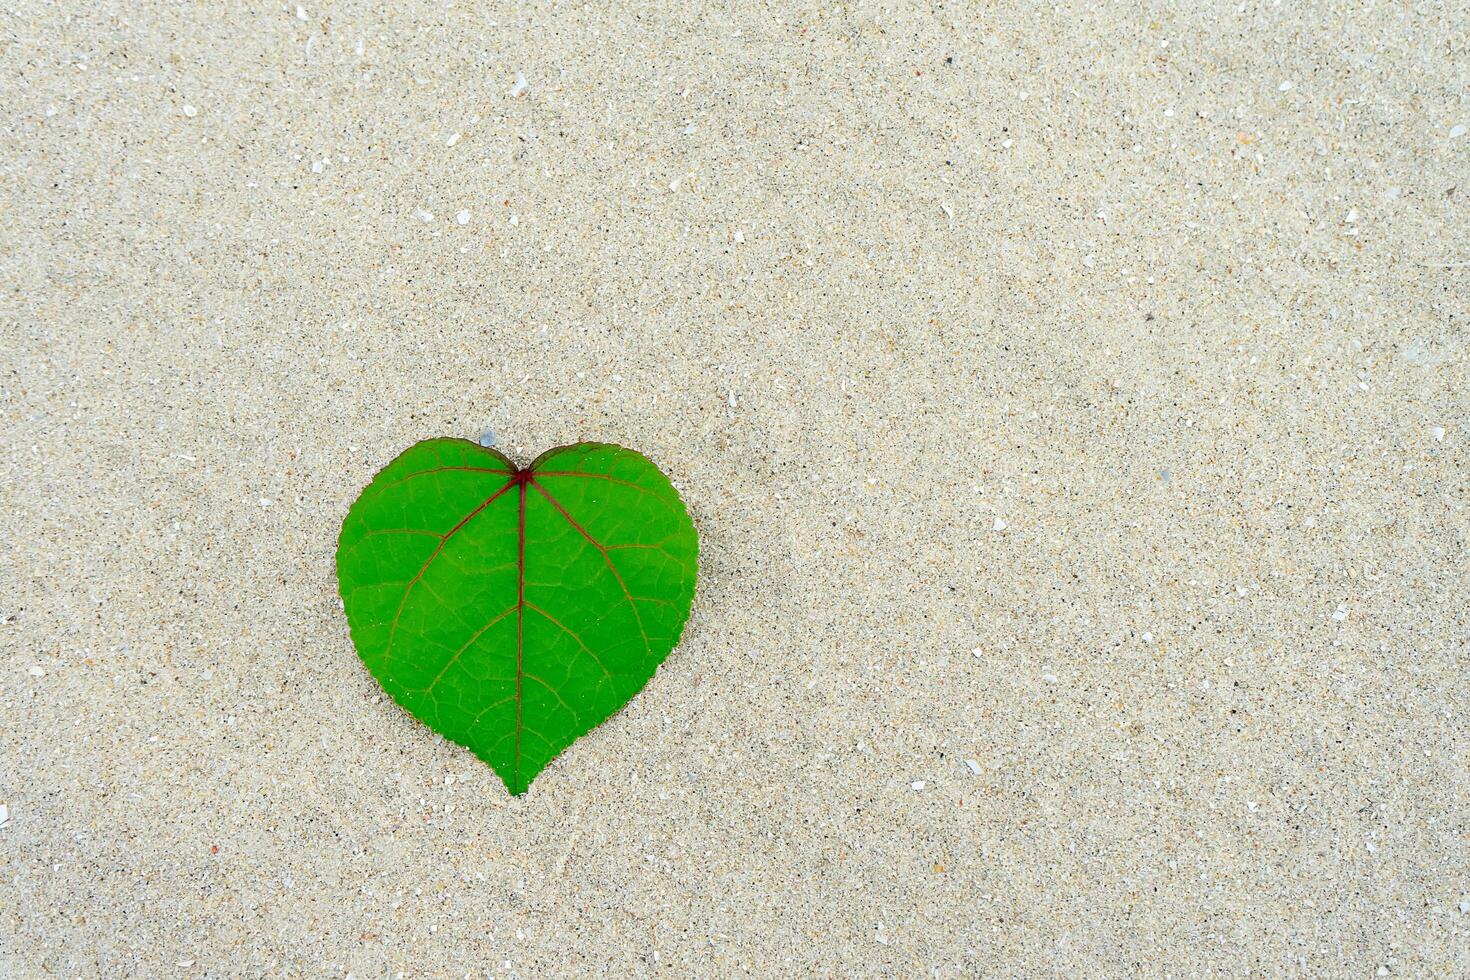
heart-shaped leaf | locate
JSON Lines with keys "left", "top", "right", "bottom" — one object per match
{"left": 335, "top": 439, "right": 699, "bottom": 795}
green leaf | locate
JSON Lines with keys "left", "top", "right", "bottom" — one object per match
{"left": 335, "top": 439, "right": 699, "bottom": 796}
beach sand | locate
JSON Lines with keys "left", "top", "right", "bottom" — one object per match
{"left": 2, "top": 1, "right": 1467, "bottom": 975}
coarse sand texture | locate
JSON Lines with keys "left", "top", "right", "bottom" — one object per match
{"left": 2, "top": 1, "right": 1467, "bottom": 975}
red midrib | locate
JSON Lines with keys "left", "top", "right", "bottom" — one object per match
{"left": 514, "top": 472, "right": 528, "bottom": 792}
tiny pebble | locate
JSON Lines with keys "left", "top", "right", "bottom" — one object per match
{"left": 1450, "top": 123, "right": 1467, "bottom": 139}
{"left": 29, "top": 666, "right": 45, "bottom": 677}
{"left": 1431, "top": 426, "right": 1445, "bottom": 442}
{"left": 456, "top": 210, "right": 470, "bottom": 225}
{"left": 182, "top": 104, "right": 197, "bottom": 117}
{"left": 0, "top": 803, "right": 8, "bottom": 827}
{"left": 479, "top": 426, "right": 497, "bottom": 448}
{"left": 993, "top": 517, "right": 1007, "bottom": 531}
{"left": 295, "top": 4, "right": 307, "bottom": 20}
{"left": 911, "top": 780, "right": 926, "bottom": 790}
{"left": 963, "top": 760, "right": 982, "bottom": 775}
{"left": 1042, "top": 673, "right": 1058, "bottom": 684}
{"left": 1332, "top": 604, "right": 1348, "bottom": 622}
{"left": 1345, "top": 208, "right": 1358, "bottom": 223}
{"left": 1458, "top": 899, "right": 1470, "bottom": 915}
{"left": 1279, "top": 80, "right": 1293, "bottom": 91}
{"left": 446, "top": 131, "right": 461, "bottom": 147}
{"left": 1142, "top": 631, "right": 1154, "bottom": 643}
{"left": 510, "top": 73, "right": 529, "bottom": 98}
{"left": 970, "top": 646, "right": 982, "bottom": 658}
{"left": 259, "top": 498, "right": 273, "bottom": 508}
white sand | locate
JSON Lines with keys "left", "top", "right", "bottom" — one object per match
{"left": 2, "top": 1, "right": 1467, "bottom": 975}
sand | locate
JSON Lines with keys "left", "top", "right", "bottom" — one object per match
{"left": 2, "top": 0, "right": 1467, "bottom": 975}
